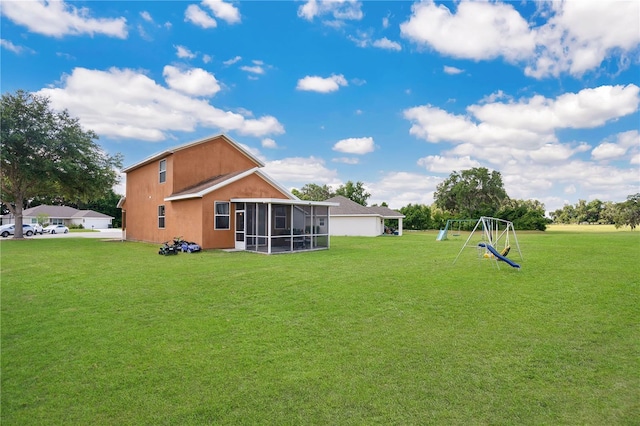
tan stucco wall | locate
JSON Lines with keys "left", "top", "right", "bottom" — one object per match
{"left": 201, "top": 173, "right": 291, "bottom": 249}
{"left": 173, "top": 137, "right": 259, "bottom": 193}
{"left": 121, "top": 137, "right": 290, "bottom": 249}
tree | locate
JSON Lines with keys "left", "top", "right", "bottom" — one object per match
{"left": 291, "top": 183, "right": 334, "bottom": 201}
{"left": 614, "top": 193, "right": 640, "bottom": 230}
{"left": 434, "top": 167, "right": 508, "bottom": 218}
{"left": 399, "top": 203, "right": 431, "bottom": 230}
{"left": 335, "top": 180, "right": 370, "bottom": 206}
{"left": 497, "top": 199, "right": 548, "bottom": 231}
{"left": 0, "top": 90, "right": 122, "bottom": 238}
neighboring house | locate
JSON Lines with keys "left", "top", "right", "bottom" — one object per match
{"left": 0, "top": 205, "right": 114, "bottom": 229}
{"left": 117, "top": 134, "right": 337, "bottom": 254}
{"left": 326, "top": 195, "right": 404, "bottom": 237}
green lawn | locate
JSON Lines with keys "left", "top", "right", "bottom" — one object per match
{"left": 2, "top": 231, "right": 639, "bottom": 425}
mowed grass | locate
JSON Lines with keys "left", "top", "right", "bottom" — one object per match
{"left": 1, "top": 231, "right": 639, "bottom": 425}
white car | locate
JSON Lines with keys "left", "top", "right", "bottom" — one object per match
{"left": 0, "top": 224, "right": 35, "bottom": 237}
{"left": 32, "top": 223, "right": 44, "bottom": 235}
{"left": 44, "top": 224, "right": 69, "bottom": 234}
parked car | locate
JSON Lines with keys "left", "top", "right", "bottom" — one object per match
{"left": 44, "top": 224, "right": 69, "bottom": 234}
{"left": 0, "top": 224, "right": 35, "bottom": 237}
{"left": 32, "top": 223, "right": 44, "bottom": 235}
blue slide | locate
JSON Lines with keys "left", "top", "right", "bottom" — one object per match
{"left": 478, "top": 243, "right": 520, "bottom": 269}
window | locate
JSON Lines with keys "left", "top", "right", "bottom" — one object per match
{"left": 158, "top": 205, "right": 165, "bottom": 228}
{"left": 215, "top": 202, "right": 230, "bottom": 229}
{"left": 52, "top": 218, "right": 64, "bottom": 225}
{"left": 274, "top": 205, "right": 287, "bottom": 229}
{"left": 159, "top": 159, "right": 166, "bottom": 183}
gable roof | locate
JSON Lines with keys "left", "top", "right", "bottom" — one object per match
{"left": 121, "top": 134, "right": 264, "bottom": 173}
{"left": 164, "top": 167, "right": 296, "bottom": 201}
{"left": 368, "top": 205, "right": 405, "bottom": 218}
{"left": 325, "top": 195, "right": 405, "bottom": 218}
{"left": 325, "top": 195, "right": 378, "bottom": 216}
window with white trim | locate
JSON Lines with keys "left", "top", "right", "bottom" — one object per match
{"left": 215, "top": 202, "right": 230, "bottom": 230}
{"left": 158, "top": 205, "right": 165, "bottom": 228}
{"left": 159, "top": 159, "right": 167, "bottom": 183}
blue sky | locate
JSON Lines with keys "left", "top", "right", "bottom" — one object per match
{"left": 2, "top": 0, "right": 639, "bottom": 212}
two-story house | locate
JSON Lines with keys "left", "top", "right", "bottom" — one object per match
{"left": 118, "top": 134, "right": 336, "bottom": 254}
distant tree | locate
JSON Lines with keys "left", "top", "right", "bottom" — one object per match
{"left": 291, "top": 183, "right": 334, "bottom": 201}
{"left": 614, "top": 193, "right": 640, "bottom": 230}
{"left": 399, "top": 203, "right": 431, "bottom": 230}
{"left": 498, "top": 199, "right": 548, "bottom": 231}
{"left": 335, "top": 180, "right": 370, "bottom": 206}
{"left": 0, "top": 90, "right": 122, "bottom": 238}
{"left": 599, "top": 201, "right": 618, "bottom": 224}
{"left": 78, "top": 189, "right": 124, "bottom": 228}
{"left": 434, "top": 168, "right": 508, "bottom": 218}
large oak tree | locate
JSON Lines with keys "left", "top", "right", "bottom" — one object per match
{"left": 0, "top": 90, "right": 122, "bottom": 238}
{"left": 434, "top": 167, "right": 508, "bottom": 218}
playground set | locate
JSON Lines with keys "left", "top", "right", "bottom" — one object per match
{"left": 444, "top": 217, "right": 523, "bottom": 269}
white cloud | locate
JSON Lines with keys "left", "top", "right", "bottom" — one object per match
{"left": 1, "top": 0, "right": 127, "bottom": 38}
{"left": 372, "top": 37, "right": 401, "bottom": 51}
{"left": 468, "top": 85, "right": 640, "bottom": 133}
{"left": 202, "top": 0, "right": 241, "bottom": 24}
{"left": 175, "top": 45, "right": 196, "bottom": 59}
{"left": 261, "top": 138, "right": 278, "bottom": 149}
{"left": 140, "top": 11, "right": 153, "bottom": 22}
{"left": 417, "top": 155, "right": 480, "bottom": 173}
{"left": 263, "top": 156, "right": 339, "bottom": 186}
{"left": 185, "top": 4, "right": 217, "bottom": 28}
{"left": 367, "top": 172, "right": 442, "bottom": 208}
{"left": 36, "top": 67, "right": 284, "bottom": 141}
{"left": 163, "top": 66, "right": 221, "bottom": 97}
{"left": 298, "top": 0, "right": 363, "bottom": 22}
{"left": 202, "top": 54, "right": 213, "bottom": 64}
{"left": 404, "top": 85, "right": 640, "bottom": 206}
{"left": 382, "top": 16, "right": 390, "bottom": 29}
{"left": 400, "top": 1, "right": 535, "bottom": 62}
{"left": 223, "top": 55, "right": 242, "bottom": 66}
{"left": 526, "top": 1, "right": 640, "bottom": 78}
{"left": 332, "top": 157, "right": 359, "bottom": 164}
{"left": 0, "top": 39, "right": 33, "bottom": 54}
{"left": 240, "top": 65, "right": 264, "bottom": 75}
{"left": 443, "top": 65, "right": 463, "bottom": 75}
{"left": 296, "top": 74, "right": 348, "bottom": 93}
{"left": 332, "top": 137, "right": 375, "bottom": 154}
{"left": 400, "top": 1, "right": 640, "bottom": 79}
{"left": 592, "top": 130, "right": 640, "bottom": 161}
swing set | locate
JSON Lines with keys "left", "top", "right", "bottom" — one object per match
{"left": 452, "top": 217, "right": 523, "bottom": 269}
{"left": 435, "top": 219, "right": 477, "bottom": 241}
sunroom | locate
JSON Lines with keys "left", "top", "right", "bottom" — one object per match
{"left": 230, "top": 198, "right": 338, "bottom": 254}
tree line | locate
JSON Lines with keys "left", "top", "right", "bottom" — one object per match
{"left": 550, "top": 195, "right": 640, "bottom": 230}
{"left": 293, "top": 167, "right": 639, "bottom": 231}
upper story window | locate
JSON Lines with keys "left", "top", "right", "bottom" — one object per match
{"left": 159, "top": 159, "right": 167, "bottom": 183}
{"left": 215, "top": 202, "right": 230, "bottom": 230}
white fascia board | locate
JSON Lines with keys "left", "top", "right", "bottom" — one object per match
{"left": 231, "top": 197, "right": 339, "bottom": 207}
{"left": 330, "top": 214, "right": 382, "bottom": 217}
{"left": 165, "top": 167, "right": 260, "bottom": 201}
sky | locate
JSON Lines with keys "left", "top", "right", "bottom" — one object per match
{"left": 1, "top": 0, "right": 639, "bottom": 213}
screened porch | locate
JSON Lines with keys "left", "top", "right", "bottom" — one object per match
{"left": 231, "top": 198, "right": 337, "bottom": 254}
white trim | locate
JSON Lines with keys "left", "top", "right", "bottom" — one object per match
{"left": 214, "top": 201, "right": 230, "bottom": 230}
{"left": 165, "top": 168, "right": 261, "bottom": 201}
{"left": 231, "top": 197, "right": 338, "bottom": 207}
